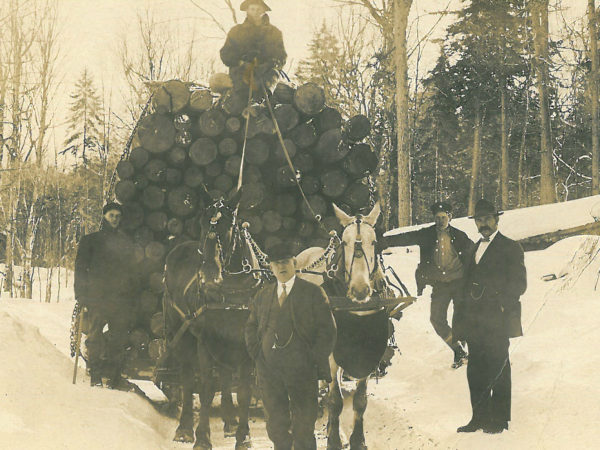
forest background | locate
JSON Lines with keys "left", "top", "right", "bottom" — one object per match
{"left": 0, "top": 0, "right": 597, "bottom": 300}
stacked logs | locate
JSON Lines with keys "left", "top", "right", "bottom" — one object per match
{"left": 114, "top": 79, "right": 377, "bottom": 366}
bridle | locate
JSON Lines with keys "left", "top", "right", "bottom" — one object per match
{"left": 200, "top": 198, "right": 266, "bottom": 279}
{"left": 342, "top": 215, "right": 377, "bottom": 283}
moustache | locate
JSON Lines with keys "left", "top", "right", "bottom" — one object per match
{"left": 479, "top": 226, "right": 491, "bottom": 231}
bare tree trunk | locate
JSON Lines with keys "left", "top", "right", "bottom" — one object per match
{"left": 468, "top": 105, "right": 482, "bottom": 216}
{"left": 500, "top": 86, "right": 509, "bottom": 209}
{"left": 394, "top": 0, "right": 413, "bottom": 226}
{"left": 531, "top": 0, "right": 557, "bottom": 204}
{"left": 589, "top": 0, "right": 599, "bottom": 194}
{"left": 35, "top": 4, "right": 59, "bottom": 166}
{"left": 45, "top": 267, "right": 53, "bottom": 303}
{"left": 518, "top": 76, "right": 531, "bottom": 207}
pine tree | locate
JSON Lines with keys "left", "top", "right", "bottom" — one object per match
{"left": 64, "top": 69, "right": 104, "bottom": 167}
{"left": 63, "top": 69, "right": 107, "bottom": 234}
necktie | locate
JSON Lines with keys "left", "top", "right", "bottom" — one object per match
{"left": 278, "top": 284, "right": 287, "bottom": 306}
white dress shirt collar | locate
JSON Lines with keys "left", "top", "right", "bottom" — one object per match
{"left": 475, "top": 230, "right": 499, "bottom": 264}
{"left": 277, "top": 276, "right": 296, "bottom": 297}
{"left": 481, "top": 230, "right": 499, "bottom": 243}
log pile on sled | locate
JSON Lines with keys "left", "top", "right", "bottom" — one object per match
{"left": 112, "top": 79, "right": 378, "bottom": 369}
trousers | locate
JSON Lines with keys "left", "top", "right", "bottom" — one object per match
{"left": 466, "top": 334, "right": 511, "bottom": 424}
{"left": 85, "top": 302, "right": 132, "bottom": 377}
{"left": 257, "top": 352, "right": 318, "bottom": 450}
{"left": 430, "top": 279, "right": 464, "bottom": 352}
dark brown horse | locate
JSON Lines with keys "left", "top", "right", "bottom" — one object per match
{"left": 163, "top": 190, "right": 264, "bottom": 449}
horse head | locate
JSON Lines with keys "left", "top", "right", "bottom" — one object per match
{"left": 197, "top": 187, "right": 243, "bottom": 286}
{"left": 332, "top": 202, "right": 381, "bottom": 302}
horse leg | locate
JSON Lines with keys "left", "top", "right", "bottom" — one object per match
{"left": 349, "top": 377, "right": 368, "bottom": 450}
{"left": 327, "top": 358, "right": 344, "bottom": 450}
{"left": 174, "top": 361, "right": 195, "bottom": 443}
{"left": 219, "top": 367, "right": 237, "bottom": 437}
{"left": 194, "top": 366, "right": 216, "bottom": 450}
{"left": 234, "top": 360, "right": 252, "bottom": 449}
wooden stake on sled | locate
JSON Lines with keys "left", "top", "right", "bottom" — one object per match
{"left": 72, "top": 305, "right": 85, "bottom": 384}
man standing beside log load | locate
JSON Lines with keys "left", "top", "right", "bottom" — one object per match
{"left": 378, "top": 202, "right": 474, "bottom": 368}
{"left": 74, "top": 202, "right": 140, "bottom": 389}
{"left": 220, "top": 0, "right": 287, "bottom": 98}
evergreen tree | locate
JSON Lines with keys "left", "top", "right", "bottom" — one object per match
{"left": 63, "top": 69, "right": 108, "bottom": 234}
{"left": 64, "top": 69, "right": 104, "bottom": 167}
{"left": 417, "top": 0, "right": 531, "bottom": 215}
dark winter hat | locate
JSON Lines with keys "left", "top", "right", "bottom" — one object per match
{"left": 269, "top": 242, "right": 296, "bottom": 262}
{"left": 240, "top": 0, "right": 271, "bottom": 11}
{"left": 430, "top": 201, "right": 452, "bottom": 215}
{"left": 469, "top": 199, "right": 504, "bottom": 219}
{"left": 102, "top": 202, "right": 123, "bottom": 215}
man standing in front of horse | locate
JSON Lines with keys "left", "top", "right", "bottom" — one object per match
{"left": 378, "top": 201, "right": 473, "bottom": 368}
{"left": 74, "top": 202, "right": 139, "bottom": 389}
{"left": 245, "top": 242, "right": 336, "bottom": 450}
{"left": 456, "top": 199, "right": 527, "bottom": 434}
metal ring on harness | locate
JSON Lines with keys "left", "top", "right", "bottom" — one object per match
{"left": 327, "top": 263, "right": 338, "bottom": 279}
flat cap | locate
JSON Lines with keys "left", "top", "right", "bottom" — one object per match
{"left": 430, "top": 201, "right": 452, "bottom": 215}
{"left": 102, "top": 202, "right": 123, "bottom": 215}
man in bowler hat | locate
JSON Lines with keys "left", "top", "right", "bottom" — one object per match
{"left": 378, "top": 201, "right": 474, "bottom": 368}
{"left": 220, "top": 0, "right": 286, "bottom": 97}
{"left": 245, "top": 242, "right": 336, "bottom": 450}
{"left": 456, "top": 199, "right": 527, "bottom": 434}
{"left": 74, "top": 202, "right": 139, "bottom": 388}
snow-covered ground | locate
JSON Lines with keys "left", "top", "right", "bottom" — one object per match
{"left": 1, "top": 236, "right": 600, "bottom": 449}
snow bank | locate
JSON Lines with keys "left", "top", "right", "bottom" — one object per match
{"left": 386, "top": 194, "right": 600, "bottom": 242}
{"left": 0, "top": 305, "right": 177, "bottom": 450}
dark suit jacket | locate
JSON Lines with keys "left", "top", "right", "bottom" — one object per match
{"left": 457, "top": 232, "right": 527, "bottom": 340}
{"left": 74, "top": 224, "right": 140, "bottom": 305}
{"left": 244, "top": 277, "right": 336, "bottom": 379}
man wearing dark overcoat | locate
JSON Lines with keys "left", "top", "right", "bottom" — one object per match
{"left": 220, "top": 0, "right": 286, "bottom": 97}
{"left": 74, "top": 202, "right": 139, "bottom": 388}
{"left": 378, "top": 202, "right": 474, "bottom": 367}
{"left": 456, "top": 199, "right": 527, "bottom": 434}
{"left": 245, "top": 242, "right": 336, "bottom": 450}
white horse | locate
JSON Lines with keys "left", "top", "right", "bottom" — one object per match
{"left": 297, "top": 202, "right": 387, "bottom": 450}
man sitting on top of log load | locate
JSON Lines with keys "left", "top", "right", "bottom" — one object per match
{"left": 219, "top": 0, "right": 287, "bottom": 99}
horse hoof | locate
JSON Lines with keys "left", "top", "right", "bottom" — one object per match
{"left": 235, "top": 441, "right": 251, "bottom": 450}
{"left": 193, "top": 443, "right": 212, "bottom": 450}
{"left": 224, "top": 423, "right": 236, "bottom": 438}
{"left": 173, "top": 427, "right": 194, "bottom": 443}
{"left": 349, "top": 443, "right": 367, "bottom": 450}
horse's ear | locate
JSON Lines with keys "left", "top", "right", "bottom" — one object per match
{"left": 227, "top": 186, "right": 243, "bottom": 209}
{"left": 363, "top": 201, "right": 381, "bottom": 226}
{"left": 198, "top": 184, "right": 214, "bottom": 206}
{"left": 332, "top": 203, "right": 354, "bottom": 227}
